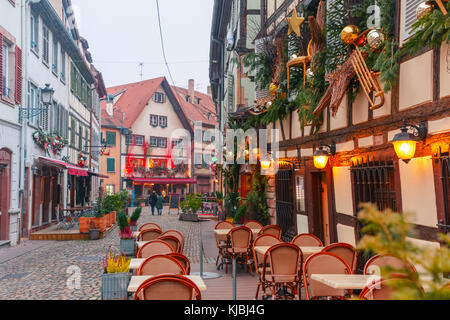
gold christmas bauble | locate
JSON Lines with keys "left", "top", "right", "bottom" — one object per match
{"left": 367, "top": 29, "right": 385, "bottom": 49}
{"left": 269, "top": 83, "right": 278, "bottom": 96}
{"left": 416, "top": 1, "right": 434, "bottom": 20}
{"left": 341, "top": 25, "right": 360, "bottom": 45}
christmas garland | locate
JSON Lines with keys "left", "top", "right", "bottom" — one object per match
{"left": 32, "top": 130, "right": 68, "bottom": 156}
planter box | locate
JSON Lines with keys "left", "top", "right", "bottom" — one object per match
{"left": 105, "top": 213, "right": 112, "bottom": 228}
{"left": 120, "top": 238, "right": 136, "bottom": 256}
{"left": 111, "top": 211, "right": 116, "bottom": 224}
{"left": 79, "top": 217, "right": 94, "bottom": 234}
{"left": 93, "top": 216, "right": 106, "bottom": 233}
{"left": 179, "top": 213, "right": 200, "bottom": 222}
{"left": 89, "top": 229, "right": 100, "bottom": 240}
{"left": 101, "top": 272, "right": 130, "bottom": 300}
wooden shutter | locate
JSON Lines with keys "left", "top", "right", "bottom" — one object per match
{"left": 107, "top": 158, "right": 115, "bottom": 172}
{"left": 402, "top": 0, "right": 422, "bottom": 42}
{"left": 0, "top": 34, "right": 3, "bottom": 95}
{"left": 227, "top": 73, "right": 234, "bottom": 113}
{"left": 15, "top": 46, "right": 22, "bottom": 104}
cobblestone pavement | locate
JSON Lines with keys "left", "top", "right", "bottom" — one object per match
{"left": 0, "top": 207, "right": 217, "bottom": 300}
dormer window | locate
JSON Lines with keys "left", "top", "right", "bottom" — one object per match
{"left": 196, "top": 97, "right": 201, "bottom": 104}
{"left": 153, "top": 92, "right": 165, "bottom": 103}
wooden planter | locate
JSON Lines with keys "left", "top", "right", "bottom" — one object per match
{"left": 120, "top": 238, "right": 136, "bottom": 256}
{"left": 179, "top": 212, "right": 200, "bottom": 222}
{"left": 79, "top": 217, "right": 94, "bottom": 234}
{"left": 93, "top": 216, "right": 106, "bottom": 232}
{"left": 105, "top": 213, "right": 112, "bottom": 228}
{"left": 101, "top": 272, "right": 130, "bottom": 300}
{"left": 111, "top": 211, "right": 116, "bottom": 224}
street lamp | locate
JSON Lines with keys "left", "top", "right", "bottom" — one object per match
{"left": 313, "top": 142, "right": 336, "bottom": 169}
{"left": 19, "top": 84, "right": 55, "bottom": 119}
{"left": 391, "top": 120, "right": 427, "bottom": 163}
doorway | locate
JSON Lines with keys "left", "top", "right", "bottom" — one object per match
{"left": 275, "top": 161, "right": 295, "bottom": 241}
{"left": 310, "top": 172, "right": 331, "bottom": 245}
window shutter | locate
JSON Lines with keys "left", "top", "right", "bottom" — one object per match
{"left": 0, "top": 34, "right": 3, "bottom": 95}
{"left": 15, "top": 45, "right": 22, "bottom": 104}
{"left": 227, "top": 73, "right": 234, "bottom": 113}
{"left": 107, "top": 158, "right": 115, "bottom": 172}
{"left": 402, "top": 0, "right": 423, "bottom": 42}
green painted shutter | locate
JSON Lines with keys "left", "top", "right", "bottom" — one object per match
{"left": 107, "top": 158, "right": 115, "bottom": 172}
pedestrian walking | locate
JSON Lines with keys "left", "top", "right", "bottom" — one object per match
{"left": 156, "top": 193, "right": 164, "bottom": 216}
{"left": 149, "top": 191, "right": 158, "bottom": 215}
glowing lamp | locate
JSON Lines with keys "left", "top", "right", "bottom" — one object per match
{"left": 391, "top": 120, "right": 427, "bottom": 163}
{"left": 260, "top": 159, "right": 271, "bottom": 170}
{"left": 313, "top": 142, "right": 336, "bottom": 169}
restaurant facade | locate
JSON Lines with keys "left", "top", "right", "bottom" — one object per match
{"left": 210, "top": 0, "right": 450, "bottom": 260}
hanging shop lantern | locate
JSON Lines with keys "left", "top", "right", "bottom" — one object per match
{"left": 313, "top": 142, "right": 336, "bottom": 169}
{"left": 391, "top": 120, "right": 428, "bottom": 163}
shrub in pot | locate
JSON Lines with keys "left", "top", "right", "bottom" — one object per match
{"left": 118, "top": 211, "right": 136, "bottom": 256}
{"left": 129, "top": 207, "right": 142, "bottom": 232}
{"left": 101, "top": 246, "right": 131, "bottom": 300}
{"left": 92, "top": 200, "right": 106, "bottom": 232}
{"left": 79, "top": 210, "right": 95, "bottom": 234}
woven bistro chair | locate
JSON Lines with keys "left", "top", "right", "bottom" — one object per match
{"left": 137, "top": 228, "right": 162, "bottom": 241}
{"left": 252, "top": 235, "right": 282, "bottom": 299}
{"left": 138, "top": 223, "right": 162, "bottom": 232}
{"left": 258, "top": 225, "right": 282, "bottom": 239}
{"left": 359, "top": 276, "right": 423, "bottom": 300}
{"left": 303, "top": 252, "right": 353, "bottom": 300}
{"left": 134, "top": 274, "right": 201, "bottom": 300}
{"left": 160, "top": 230, "right": 185, "bottom": 253}
{"left": 137, "top": 240, "right": 174, "bottom": 259}
{"left": 322, "top": 243, "right": 358, "bottom": 273}
{"left": 291, "top": 233, "right": 324, "bottom": 247}
{"left": 137, "top": 254, "right": 187, "bottom": 276}
{"left": 168, "top": 253, "right": 191, "bottom": 275}
{"left": 363, "top": 254, "right": 417, "bottom": 277}
{"left": 224, "top": 226, "right": 253, "bottom": 275}
{"left": 244, "top": 220, "right": 263, "bottom": 231}
{"left": 214, "top": 221, "right": 235, "bottom": 267}
{"left": 261, "top": 243, "right": 303, "bottom": 300}
{"left": 157, "top": 235, "right": 182, "bottom": 253}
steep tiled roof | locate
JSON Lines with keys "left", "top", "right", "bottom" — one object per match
{"left": 101, "top": 77, "right": 217, "bottom": 131}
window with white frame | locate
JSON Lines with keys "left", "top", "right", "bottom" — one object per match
{"left": 28, "top": 82, "right": 40, "bottom": 127}
{"left": 150, "top": 114, "right": 158, "bottom": 127}
{"left": 52, "top": 38, "right": 58, "bottom": 75}
{"left": 106, "top": 184, "right": 115, "bottom": 195}
{"left": 60, "top": 48, "right": 66, "bottom": 81}
{"left": 158, "top": 137, "right": 167, "bottom": 148}
{"left": 135, "top": 135, "right": 144, "bottom": 146}
{"left": 2, "top": 42, "right": 10, "bottom": 98}
{"left": 30, "top": 14, "right": 39, "bottom": 54}
{"left": 153, "top": 92, "right": 165, "bottom": 103}
{"left": 150, "top": 136, "right": 158, "bottom": 147}
{"left": 295, "top": 175, "right": 306, "bottom": 212}
{"left": 42, "top": 24, "right": 49, "bottom": 66}
{"left": 159, "top": 116, "right": 167, "bottom": 128}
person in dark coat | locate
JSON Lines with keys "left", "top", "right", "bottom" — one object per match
{"left": 149, "top": 191, "right": 158, "bottom": 215}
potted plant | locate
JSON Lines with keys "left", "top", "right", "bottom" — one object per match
{"left": 92, "top": 200, "right": 106, "bottom": 233}
{"left": 129, "top": 207, "right": 142, "bottom": 232}
{"left": 88, "top": 221, "right": 100, "bottom": 240}
{"left": 79, "top": 210, "right": 95, "bottom": 234}
{"left": 118, "top": 211, "right": 136, "bottom": 256}
{"left": 101, "top": 246, "right": 131, "bottom": 300}
{"left": 179, "top": 193, "right": 203, "bottom": 222}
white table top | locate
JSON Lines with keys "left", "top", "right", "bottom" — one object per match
{"left": 254, "top": 246, "right": 323, "bottom": 255}
{"left": 214, "top": 229, "right": 261, "bottom": 235}
{"left": 310, "top": 274, "right": 376, "bottom": 290}
{"left": 129, "top": 258, "right": 146, "bottom": 270}
{"left": 128, "top": 275, "right": 207, "bottom": 292}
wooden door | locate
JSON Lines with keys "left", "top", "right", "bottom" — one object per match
{"left": 310, "top": 172, "right": 325, "bottom": 243}
{"left": 275, "top": 162, "right": 295, "bottom": 241}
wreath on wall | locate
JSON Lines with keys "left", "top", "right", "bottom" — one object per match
{"left": 32, "top": 130, "right": 68, "bottom": 156}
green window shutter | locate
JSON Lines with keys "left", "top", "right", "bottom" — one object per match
{"left": 107, "top": 158, "right": 115, "bottom": 172}
{"left": 106, "top": 131, "right": 116, "bottom": 146}
{"left": 70, "top": 119, "right": 76, "bottom": 146}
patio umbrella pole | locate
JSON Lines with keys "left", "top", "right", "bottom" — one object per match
{"left": 233, "top": 258, "right": 237, "bottom": 300}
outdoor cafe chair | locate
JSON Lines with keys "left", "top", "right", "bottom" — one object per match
{"left": 244, "top": 220, "right": 263, "bottom": 231}
{"left": 363, "top": 254, "right": 417, "bottom": 277}
{"left": 291, "top": 233, "right": 324, "bottom": 247}
{"left": 258, "top": 225, "right": 282, "bottom": 239}
{"left": 261, "top": 242, "right": 302, "bottom": 300}
{"left": 137, "top": 254, "right": 187, "bottom": 276}
{"left": 252, "top": 234, "right": 282, "bottom": 299}
{"left": 160, "top": 230, "right": 185, "bottom": 253}
{"left": 168, "top": 253, "right": 191, "bottom": 275}
{"left": 214, "top": 221, "right": 235, "bottom": 267}
{"left": 137, "top": 240, "right": 174, "bottom": 259}
{"left": 303, "top": 252, "right": 352, "bottom": 300}
{"left": 134, "top": 274, "right": 201, "bottom": 300}
{"left": 224, "top": 226, "right": 253, "bottom": 275}
{"left": 138, "top": 223, "right": 162, "bottom": 232}
{"left": 157, "top": 235, "right": 182, "bottom": 253}
{"left": 322, "top": 243, "right": 358, "bottom": 274}
{"left": 137, "top": 228, "right": 162, "bottom": 241}
{"left": 359, "top": 276, "right": 422, "bottom": 300}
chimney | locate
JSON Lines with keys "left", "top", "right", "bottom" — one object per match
{"left": 207, "top": 85, "right": 212, "bottom": 98}
{"left": 188, "top": 79, "right": 195, "bottom": 103}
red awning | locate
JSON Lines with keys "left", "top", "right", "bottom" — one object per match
{"left": 39, "top": 157, "right": 88, "bottom": 177}
{"left": 130, "top": 177, "right": 197, "bottom": 184}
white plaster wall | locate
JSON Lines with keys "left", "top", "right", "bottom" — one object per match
{"left": 297, "top": 214, "right": 309, "bottom": 235}
{"left": 333, "top": 166, "right": 353, "bottom": 216}
{"left": 352, "top": 91, "right": 368, "bottom": 125}
{"left": 358, "top": 136, "right": 373, "bottom": 148}
{"left": 337, "top": 224, "right": 356, "bottom": 247}
{"left": 330, "top": 96, "right": 348, "bottom": 131}
{"left": 291, "top": 110, "right": 301, "bottom": 139}
{"left": 428, "top": 117, "right": 450, "bottom": 135}
{"left": 399, "top": 156, "right": 438, "bottom": 228}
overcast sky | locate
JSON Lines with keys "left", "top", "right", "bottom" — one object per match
{"left": 71, "top": 0, "right": 214, "bottom": 93}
